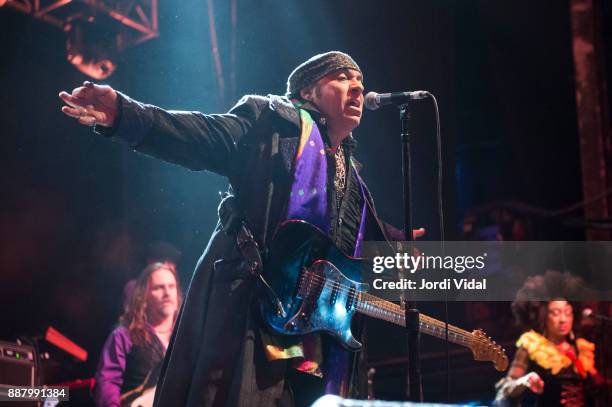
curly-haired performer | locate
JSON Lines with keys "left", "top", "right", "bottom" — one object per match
{"left": 94, "top": 262, "right": 183, "bottom": 407}
{"left": 495, "top": 271, "right": 602, "bottom": 407}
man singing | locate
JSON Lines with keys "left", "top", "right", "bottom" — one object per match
{"left": 61, "top": 51, "right": 410, "bottom": 407}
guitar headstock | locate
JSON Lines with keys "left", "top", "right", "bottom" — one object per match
{"left": 470, "top": 329, "right": 509, "bottom": 372}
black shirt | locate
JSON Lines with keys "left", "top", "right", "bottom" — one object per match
{"left": 305, "top": 108, "right": 365, "bottom": 256}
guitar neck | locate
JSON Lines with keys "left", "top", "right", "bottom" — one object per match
{"left": 356, "top": 293, "right": 474, "bottom": 349}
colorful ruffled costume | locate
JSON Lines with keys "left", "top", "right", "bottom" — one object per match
{"left": 496, "top": 330, "right": 600, "bottom": 407}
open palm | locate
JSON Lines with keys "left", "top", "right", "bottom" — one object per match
{"left": 59, "top": 81, "right": 119, "bottom": 127}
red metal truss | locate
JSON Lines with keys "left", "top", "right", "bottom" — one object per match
{"left": 4, "top": 0, "right": 158, "bottom": 50}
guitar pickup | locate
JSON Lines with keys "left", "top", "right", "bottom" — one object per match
{"left": 346, "top": 286, "right": 357, "bottom": 311}
{"left": 329, "top": 280, "right": 340, "bottom": 305}
{"left": 295, "top": 267, "right": 310, "bottom": 299}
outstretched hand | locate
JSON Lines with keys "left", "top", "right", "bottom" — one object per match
{"left": 59, "top": 81, "right": 119, "bottom": 127}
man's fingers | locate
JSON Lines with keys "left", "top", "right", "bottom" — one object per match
{"left": 59, "top": 91, "right": 87, "bottom": 109}
{"left": 61, "top": 105, "right": 85, "bottom": 119}
{"left": 78, "top": 115, "right": 97, "bottom": 126}
{"left": 71, "top": 85, "right": 95, "bottom": 100}
{"left": 60, "top": 83, "right": 113, "bottom": 103}
{"left": 82, "top": 81, "right": 112, "bottom": 97}
{"left": 62, "top": 84, "right": 96, "bottom": 104}
{"left": 62, "top": 105, "right": 101, "bottom": 127}
{"left": 85, "top": 105, "right": 106, "bottom": 123}
{"left": 59, "top": 83, "right": 117, "bottom": 127}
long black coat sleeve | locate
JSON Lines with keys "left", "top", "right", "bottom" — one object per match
{"left": 103, "top": 92, "right": 270, "bottom": 175}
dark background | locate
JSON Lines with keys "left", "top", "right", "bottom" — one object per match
{"left": 0, "top": 0, "right": 597, "bottom": 403}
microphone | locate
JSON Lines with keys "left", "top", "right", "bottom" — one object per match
{"left": 582, "top": 308, "right": 612, "bottom": 322}
{"left": 364, "top": 90, "right": 429, "bottom": 111}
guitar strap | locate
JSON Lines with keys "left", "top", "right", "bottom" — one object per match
{"left": 120, "top": 361, "right": 162, "bottom": 406}
{"left": 218, "top": 192, "right": 263, "bottom": 275}
{"left": 217, "top": 193, "right": 287, "bottom": 317}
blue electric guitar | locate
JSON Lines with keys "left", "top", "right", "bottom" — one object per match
{"left": 260, "top": 220, "right": 509, "bottom": 372}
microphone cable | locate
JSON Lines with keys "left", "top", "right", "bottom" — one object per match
{"left": 424, "top": 91, "right": 450, "bottom": 401}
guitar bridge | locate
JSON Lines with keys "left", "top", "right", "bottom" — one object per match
{"left": 284, "top": 263, "right": 326, "bottom": 331}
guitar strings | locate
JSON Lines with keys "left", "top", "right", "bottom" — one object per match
{"left": 299, "top": 269, "right": 461, "bottom": 332}
{"left": 359, "top": 293, "right": 500, "bottom": 352}
{"left": 359, "top": 292, "right": 491, "bottom": 348}
{"left": 299, "top": 272, "right": 498, "bottom": 353}
{"left": 294, "top": 269, "right": 503, "bottom": 353}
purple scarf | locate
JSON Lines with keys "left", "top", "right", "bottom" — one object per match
{"left": 285, "top": 106, "right": 368, "bottom": 396}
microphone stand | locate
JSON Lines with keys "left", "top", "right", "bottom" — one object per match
{"left": 399, "top": 103, "right": 423, "bottom": 402}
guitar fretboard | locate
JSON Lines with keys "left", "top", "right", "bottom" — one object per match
{"left": 355, "top": 293, "right": 474, "bottom": 348}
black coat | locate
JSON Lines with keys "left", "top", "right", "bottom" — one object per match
{"left": 107, "top": 93, "right": 394, "bottom": 406}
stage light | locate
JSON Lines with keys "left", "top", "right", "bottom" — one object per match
{"left": 65, "top": 20, "right": 117, "bottom": 80}
{"left": 6, "top": 1, "right": 158, "bottom": 79}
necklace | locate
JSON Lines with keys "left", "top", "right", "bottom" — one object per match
{"left": 334, "top": 144, "right": 346, "bottom": 210}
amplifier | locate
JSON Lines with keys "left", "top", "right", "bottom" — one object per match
{"left": 0, "top": 340, "right": 38, "bottom": 406}
{"left": 0, "top": 340, "right": 36, "bottom": 387}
